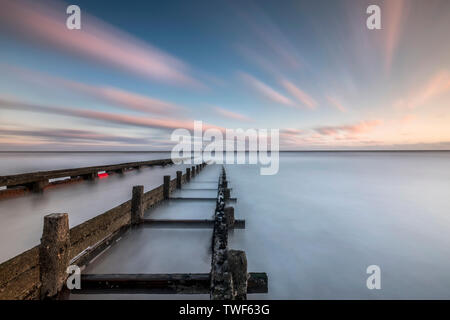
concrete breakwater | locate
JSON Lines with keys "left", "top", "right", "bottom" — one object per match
{"left": 0, "top": 162, "right": 268, "bottom": 300}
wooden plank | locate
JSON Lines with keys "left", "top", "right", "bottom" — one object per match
{"left": 71, "top": 226, "right": 130, "bottom": 269}
{"left": 181, "top": 188, "right": 221, "bottom": 191}
{"left": 141, "top": 219, "right": 245, "bottom": 229}
{"left": 0, "top": 158, "right": 175, "bottom": 187}
{"left": 70, "top": 272, "right": 267, "bottom": 294}
{"left": 75, "top": 273, "right": 210, "bottom": 294}
{"left": 169, "top": 197, "right": 237, "bottom": 201}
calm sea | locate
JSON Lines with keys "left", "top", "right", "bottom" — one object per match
{"left": 1, "top": 151, "right": 450, "bottom": 299}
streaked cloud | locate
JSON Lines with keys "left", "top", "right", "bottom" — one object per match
{"left": 326, "top": 96, "right": 347, "bottom": 113}
{"left": 239, "top": 72, "right": 293, "bottom": 106}
{"left": 0, "top": 96, "right": 221, "bottom": 132}
{"left": 315, "top": 120, "right": 382, "bottom": 136}
{"left": 394, "top": 70, "right": 450, "bottom": 109}
{"left": 383, "top": 0, "right": 407, "bottom": 72}
{"left": 233, "top": 1, "right": 303, "bottom": 70}
{"left": 0, "top": 128, "right": 151, "bottom": 145}
{"left": 281, "top": 128, "right": 303, "bottom": 136}
{"left": 4, "top": 65, "right": 184, "bottom": 115}
{"left": 0, "top": 0, "right": 201, "bottom": 87}
{"left": 213, "top": 106, "right": 252, "bottom": 122}
{"left": 280, "top": 79, "right": 317, "bottom": 109}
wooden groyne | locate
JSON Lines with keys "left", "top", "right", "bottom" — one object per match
{"left": 0, "top": 163, "right": 268, "bottom": 300}
{"left": 0, "top": 158, "right": 174, "bottom": 199}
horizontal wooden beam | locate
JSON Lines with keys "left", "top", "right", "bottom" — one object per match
{"left": 181, "top": 188, "right": 220, "bottom": 191}
{"left": 141, "top": 219, "right": 245, "bottom": 229}
{"left": 169, "top": 197, "right": 237, "bottom": 201}
{"left": 70, "top": 226, "right": 130, "bottom": 269}
{"left": 0, "top": 158, "right": 175, "bottom": 187}
{"left": 71, "top": 272, "right": 267, "bottom": 295}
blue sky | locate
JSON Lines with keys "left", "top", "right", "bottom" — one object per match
{"left": 0, "top": 0, "right": 449, "bottom": 150}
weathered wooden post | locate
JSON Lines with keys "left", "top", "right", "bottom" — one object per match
{"left": 176, "top": 171, "right": 182, "bottom": 189}
{"left": 186, "top": 168, "right": 191, "bottom": 182}
{"left": 163, "top": 175, "right": 170, "bottom": 199}
{"left": 39, "top": 213, "right": 70, "bottom": 299}
{"left": 81, "top": 173, "right": 97, "bottom": 181}
{"left": 228, "top": 250, "right": 248, "bottom": 300}
{"left": 131, "top": 185, "right": 144, "bottom": 225}
{"left": 191, "top": 166, "right": 196, "bottom": 178}
{"left": 224, "top": 188, "right": 231, "bottom": 200}
{"left": 31, "top": 180, "right": 48, "bottom": 193}
{"left": 224, "top": 206, "right": 235, "bottom": 228}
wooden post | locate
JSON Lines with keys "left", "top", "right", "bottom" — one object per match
{"left": 39, "top": 213, "right": 70, "bottom": 299}
{"left": 228, "top": 250, "right": 248, "bottom": 300}
{"left": 31, "top": 179, "right": 48, "bottom": 193}
{"left": 81, "top": 173, "right": 97, "bottom": 181}
{"left": 191, "top": 166, "right": 196, "bottom": 178}
{"left": 176, "top": 171, "right": 182, "bottom": 189}
{"left": 224, "top": 188, "right": 231, "bottom": 200}
{"left": 131, "top": 185, "right": 144, "bottom": 225}
{"left": 186, "top": 168, "right": 191, "bottom": 182}
{"left": 224, "top": 206, "right": 235, "bottom": 228}
{"left": 163, "top": 175, "right": 170, "bottom": 199}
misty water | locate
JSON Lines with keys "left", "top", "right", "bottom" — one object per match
{"left": 1, "top": 152, "right": 450, "bottom": 299}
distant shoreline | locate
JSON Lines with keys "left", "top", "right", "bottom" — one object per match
{"left": 1, "top": 150, "right": 449, "bottom": 153}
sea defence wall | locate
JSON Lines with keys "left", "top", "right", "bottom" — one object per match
{"left": 0, "top": 158, "right": 174, "bottom": 200}
{"left": 0, "top": 162, "right": 206, "bottom": 300}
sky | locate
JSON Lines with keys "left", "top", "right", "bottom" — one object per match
{"left": 0, "top": 0, "right": 449, "bottom": 151}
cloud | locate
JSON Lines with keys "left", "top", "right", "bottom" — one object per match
{"left": 326, "top": 96, "right": 347, "bottom": 112}
{"left": 0, "top": 96, "right": 222, "bottom": 132}
{"left": 394, "top": 70, "right": 450, "bottom": 109}
{"left": 281, "top": 128, "right": 303, "bottom": 136}
{"left": 315, "top": 120, "right": 382, "bottom": 136}
{"left": 0, "top": 128, "right": 151, "bottom": 145}
{"left": 0, "top": 0, "right": 200, "bottom": 87}
{"left": 239, "top": 72, "right": 293, "bottom": 106}
{"left": 232, "top": 1, "right": 302, "bottom": 70}
{"left": 4, "top": 65, "right": 184, "bottom": 115}
{"left": 400, "top": 114, "right": 416, "bottom": 124}
{"left": 280, "top": 79, "right": 317, "bottom": 109}
{"left": 383, "top": 0, "right": 407, "bottom": 72}
{"left": 213, "top": 106, "right": 252, "bottom": 122}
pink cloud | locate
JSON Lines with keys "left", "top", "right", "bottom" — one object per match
{"left": 213, "top": 106, "right": 252, "bottom": 122}
{"left": 315, "top": 120, "right": 382, "bottom": 136}
{"left": 4, "top": 65, "right": 184, "bottom": 115}
{"left": 326, "top": 96, "right": 347, "bottom": 113}
{"left": 0, "top": 0, "right": 200, "bottom": 87}
{"left": 93, "top": 86, "right": 183, "bottom": 114}
{"left": 239, "top": 72, "right": 293, "bottom": 106}
{"left": 280, "top": 79, "right": 317, "bottom": 109}
{"left": 0, "top": 96, "right": 222, "bottom": 132}
{"left": 400, "top": 114, "right": 416, "bottom": 124}
{"left": 0, "top": 128, "right": 151, "bottom": 145}
{"left": 281, "top": 128, "right": 303, "bottom": 136}
{"left": 394, "top": 70, "right": 450, "bottom": 109}
{"left": 384, "top": 0, "right": 407, "bottom": 72}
